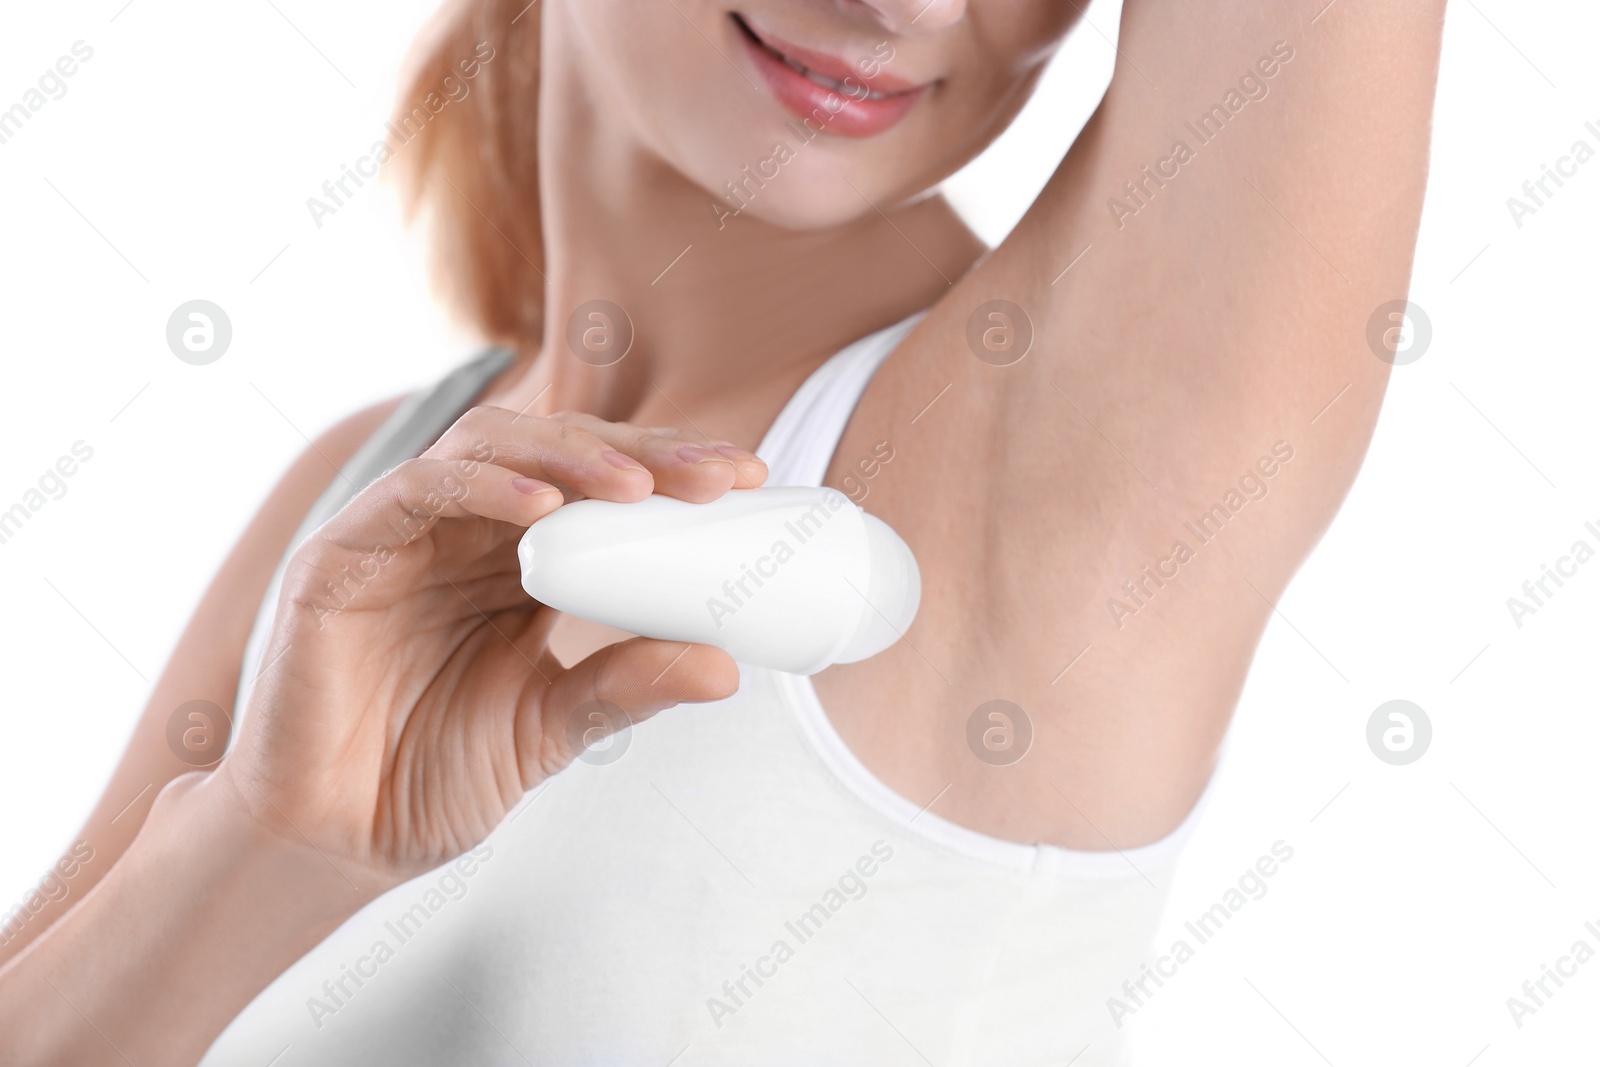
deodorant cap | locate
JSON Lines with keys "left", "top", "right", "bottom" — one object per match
{"left": 836, "top": 512, "right": 921, "bottom": 664}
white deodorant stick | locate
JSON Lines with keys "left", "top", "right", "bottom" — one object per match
{"left": 517, "top": 486, "right": 920, "bottom": 675}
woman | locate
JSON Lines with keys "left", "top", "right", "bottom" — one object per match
{"left": 1, "top": 0, "right": 1445, "bottom": 1062}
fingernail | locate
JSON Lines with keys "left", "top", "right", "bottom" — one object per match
{"left": 602, "top": 449, "right": 648, "bottom": 472}
{"left": 710, "top": 442, "right": 762, "bottom": 462}
{"left": 512, "top": 477, "right": 559, "bottom": 496}
{"left": 678, "top": 445, "right": 732, "bottom": 465}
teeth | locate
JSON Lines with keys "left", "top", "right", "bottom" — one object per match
{"left": 801, "top": 67, "right": 849, "bottom": 93}
{"left": 777, "top": 51, "right": 893, "bottom": 101}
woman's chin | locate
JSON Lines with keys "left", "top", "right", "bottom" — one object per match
{"left": 696, "top": 168, "right": 903, "bottom": 234}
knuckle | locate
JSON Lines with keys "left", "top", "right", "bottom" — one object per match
{"left": 590, "top": 643, "right": 631, "bottom": 704}
{"left": 624, "top": 424, "right": 666, "bottom": 446}
{"left": 387, "top": 456, "right": 432, "bottom": 486}
{"left": 429, "top": 406, "right": 501, "bottom": 453}
{"left": 537, "top": 729, "right": 576, "bottom": 778}
{"left": 458, "top": 404, "right": 502, "bottom": 427}
{"left": 384, "top": 458, "right": 465, "bottom": 506}
{"left": 438, "top": 407, "right": 485, "bottom": 440}
{"left": 550, "top": 421, "right": 601, "bottom": 453}
{"left": 550, "top": 410, "right": 614, "bottom": 434}
{"left": 424, "top": 424, "right": 467, "bottom": 458}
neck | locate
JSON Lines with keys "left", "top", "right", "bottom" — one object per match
{"left": 483, "top": 8, "right": 983, "bottom": 443}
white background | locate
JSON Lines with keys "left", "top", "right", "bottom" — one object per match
{"left": 1, "top": 1, "right": 1596, "bottom": 1063}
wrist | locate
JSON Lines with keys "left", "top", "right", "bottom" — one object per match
{"left": 155, "top": 766, "right": 383, "bottom": 923}
{"left": 1, "top": 771, "right": 383, "bottom": 1067}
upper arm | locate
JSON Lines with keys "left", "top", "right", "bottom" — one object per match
{"left": 890, "top": 0, "right": 1446, "bottom": 597}
{"left": 990, "top": 0, "right": 1446, "bottom": 515}
{"left": 837, "top": 0, "right": 1446, "bottom": 839}
{"left": 0, "top": 396, "right": 403, "bottom": 966}
{"left": 973, "top": 0, "right": 1447, "bottom": 638}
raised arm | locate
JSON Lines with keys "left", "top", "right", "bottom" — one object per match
{"left": 841, "top": 0, "right": 1447, "bottom": 845}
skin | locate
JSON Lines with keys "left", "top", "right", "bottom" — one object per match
{"left": 0, "top": 0, "right": 1447, "bottom": 1061}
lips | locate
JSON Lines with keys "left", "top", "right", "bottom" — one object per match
{"left": 732, "top": 14, "right": 927, "bottom": 139}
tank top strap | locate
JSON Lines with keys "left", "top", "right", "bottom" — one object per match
{"left": 328, "top": 345, "right": 517, "bottom": 504}
{"left": 755, "top": 311, "right": 925, "bottom": 489}
{"left": 231, "top": 311, "right": 925, "bottom": 737}
{"left": 231, "top": 346, "right": 515, "bottom": 730}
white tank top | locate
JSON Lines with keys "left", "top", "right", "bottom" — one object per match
{"left": 208, "top": 314, "right": 1210, "bottom": 1066}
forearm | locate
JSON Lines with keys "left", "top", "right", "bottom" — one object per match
{"left": 0, "top": 770, "right": 374, "bottom": 1067}
{"left": 0, "top": 399, "right": 412, "bottom": 973}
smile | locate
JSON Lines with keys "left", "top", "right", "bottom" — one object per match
{"left": 777, "top": 53, "right": 900, "bottom": 101}
{"left": 731, "top": 14, "right": 928, "bottom": 139}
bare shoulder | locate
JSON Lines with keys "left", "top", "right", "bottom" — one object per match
{"left": 129, "top": 392, "right": 408, "bottom": 770}
{"left": 823, "top": 0, "right": 1446, "bottom": 847}
{"left": 0, "top": 394, "right": 404, "bottom": 967}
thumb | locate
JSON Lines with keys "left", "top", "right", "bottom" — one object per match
{"left": 522, "top": 637, "right": 740, "bottom": 784}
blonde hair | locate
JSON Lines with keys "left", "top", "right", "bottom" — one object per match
{"left": 392, "top": 0, "right": 545, "bottom": 348}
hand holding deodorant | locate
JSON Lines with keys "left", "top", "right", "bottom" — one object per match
{"left": 517, "top": 487, "right": 920, "bottom": 674}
